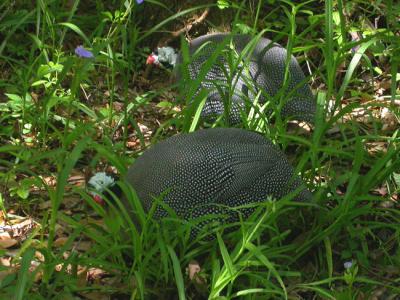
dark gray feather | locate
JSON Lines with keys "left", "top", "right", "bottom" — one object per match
{"left": 175, "top": 33, "right": 315, "bottom": 123}
{"left": 126, "top": 128, "right": 311, "bottom": 234}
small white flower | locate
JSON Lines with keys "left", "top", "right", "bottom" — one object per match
{"left": 343, "top": 261, "right": 353, "bottom": 269}
{"left": 88, "top": 172, "right": 115, "bottom": 192}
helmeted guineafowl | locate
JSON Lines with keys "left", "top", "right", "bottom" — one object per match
{"left": 147, "top": 33, "right": 315, "bottom": 124}
{"left": 117, "top": 128, "right": 310, "bottom": 236}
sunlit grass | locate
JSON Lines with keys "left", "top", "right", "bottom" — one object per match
{"left": 0, "top": 0, "right": 399, "bottom": 299}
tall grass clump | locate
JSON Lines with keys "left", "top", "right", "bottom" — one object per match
{"left": 0, "top": 0, "right": 399, "bottom": 299}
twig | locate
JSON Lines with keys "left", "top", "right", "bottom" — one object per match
{"left": 160, "top": 8, "right": 210, "bottom": 46}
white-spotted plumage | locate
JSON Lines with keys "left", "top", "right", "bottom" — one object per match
{"left": 126, "top": 128, "right": 311, "bottom": 235}
{"left": 175, "top": 33, "right": 315, "bottom": 124}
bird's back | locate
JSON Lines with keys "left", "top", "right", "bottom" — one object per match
{"left": 176, "top": 33, "right": 315, "bottom": 123}
{"left": 126, "top": 128, "right": 310, "bottom": 224}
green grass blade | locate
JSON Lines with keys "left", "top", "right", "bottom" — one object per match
{"left": 167, "top": 245, "right": 186, "bottom": 300}
{"left": 15, "top": 248, "right": 35, "bottom": 300}
{"left": 323, "top": 237, "right": 333, "bottom": 285}
{"left": 337, "top": 38, "right": 377, "bottom": 100}
{"left": 217, "top": 232, "right": 236, "bottom": 278}
{"left": 246, "top": 242, "right": 287, "bottom": 300}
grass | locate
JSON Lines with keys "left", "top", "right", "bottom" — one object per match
{"left": 0, "top": 0, "right": 399, "bottom": 299}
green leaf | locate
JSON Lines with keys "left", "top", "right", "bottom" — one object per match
{"left": 167, "top": 246, "right": 186, "bottom": 300}
{"left": 217, "top": 232, "right": 236, "bottom": 277}
{"left": 5, "top": 93, "right": 22, "bottom": 102}
{"left": 16, "top": 187, "right": 29, "bottom": 200}
{"left": 37, "top": 62, "right": 63, "bottom": 79}
{"left": 246, "top": 242, "right": 287, "bottom": 299}
{"left": 58, "top": 22, "right": 91, "bottom": 46}
{"left": 217, "top": 0, "right": 230, "bottom": 9}
{"left": 31, "top": 80, "right": 48, "bottom": 87}
{"left": 156, "top": 101, "right": 173, "bottom": 109}
{"left": 393, "top": 173, "right": 400, "bottom": 188}
{"left": 15, "top": 248, "right": 35, "bottom": 300}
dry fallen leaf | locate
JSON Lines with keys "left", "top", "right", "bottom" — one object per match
{"left": 63, "top": 195, "right": 82, "bottom": 210}
{"left": 39, "top": 200, "right": 52, "bottom": 210}
{"left": 77, "top": 266, "right": 88, "bottom": 288}
{"left": 54, "top": 237, "right": 69, "bottom": 247}
{"left": 381, "top": 107, "right": 398, "bottom": 131}
{"left": 87, "top": 267, "right": 107, "bottom": 283}
{"left": 75, "top": 241, "right": 92, "bottom": 252}
{"left": 0, "top": 216, "right": 39, "bottom": 249}
{"left": 0, "top": 235, "right": 18, "bottom": 249}
{"left": 187, "top": 260, "right": 201, "bottom": 280}
{"left": 186, "top": 260, "right": 205, "bottom": 284}
{"left": 0, "top": 256, "right": 12, "bottom": 267}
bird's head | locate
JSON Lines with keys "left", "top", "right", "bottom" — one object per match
{"left": 87, "top": 172, "right": 118, "bottom": 206}
{"left": 146, "top": 46, "right": 177, "bottom": 68}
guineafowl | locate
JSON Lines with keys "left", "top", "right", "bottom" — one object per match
{"left": 88, "top": 128, "right": 311, "bottom": 236}
{"left": 147, "top": 33, "right": 315, "bottom": 124}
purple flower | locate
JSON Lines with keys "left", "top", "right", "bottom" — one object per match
{"left": 75, "top": 45, "right": 94, "bottom": 58}
{"left": 136, "top": 0, "right": 144, "bottom": 4}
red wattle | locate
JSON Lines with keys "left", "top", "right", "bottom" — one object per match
{"left": 93, "top": 194, "right": 105, "bottom": 206}
{"left": 146, "top": 54, "right": 155, "bottom": 65}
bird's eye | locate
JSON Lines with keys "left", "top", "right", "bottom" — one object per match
{"left": 153, "top": 49, "right": 159, "bottom": 55}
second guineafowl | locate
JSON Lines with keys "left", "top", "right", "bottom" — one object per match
{"left": 147, "top": 33, "right": 315, "bottom": 124}
{"left": 114, "top": 128, "right": 310, "bottom": 236}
